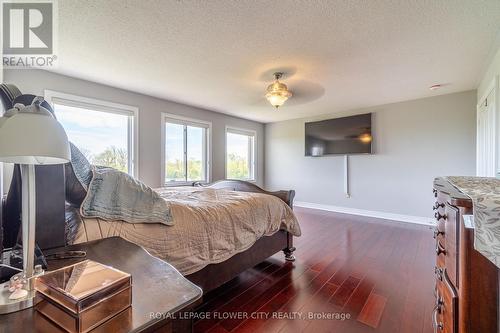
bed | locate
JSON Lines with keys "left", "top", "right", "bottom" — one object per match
{"left": 3, "top": 170, "right": 300, "bottom": 293}
{"left": 0, "top": 86, "right": 300, "bottom": 294}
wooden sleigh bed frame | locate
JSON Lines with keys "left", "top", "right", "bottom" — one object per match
{"left": 188, "top": 180, "right": 296, "bottom": 292}
{"left": 2, "top": 166, "right": 297, "bottom": 294}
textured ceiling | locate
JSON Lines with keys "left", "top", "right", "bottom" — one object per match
{"left": 52, "top": 0, "right": 500, "bottom": 123}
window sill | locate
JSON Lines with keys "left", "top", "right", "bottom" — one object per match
{"left": 163, "top": 181, "right": 208, "bottom": 187}
{"left": 226, "top": 178, "right": 257, "bottom": 184}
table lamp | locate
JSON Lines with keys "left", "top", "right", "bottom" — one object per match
{"left": 0, "top": 96, "right": 70, "bottom": 314}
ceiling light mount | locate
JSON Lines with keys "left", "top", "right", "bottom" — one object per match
{"left": 265, "top": 72, "right": 292, "bottom": 109}
{"left": 273, "top": 72, "right": 284, "bottom": 80}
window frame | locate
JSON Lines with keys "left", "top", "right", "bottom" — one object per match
{"left": 161, "top": 112, "right": 212, "bottom": 186}
{"left": 44, "top": 90, "right": 139, "bottom": 178}
{"left": 225, "top": 126, "right": 257, "bottom": 182}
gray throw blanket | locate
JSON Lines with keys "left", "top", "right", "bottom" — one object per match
{"left": 81, "top": 167, "right": 173, "bottom": 225}
{"left": 69, "top": 142, "right": 92, "bottom": 189}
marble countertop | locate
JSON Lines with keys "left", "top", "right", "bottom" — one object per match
{"left": 447, "top": 176, "right": 500, "bottom": 269}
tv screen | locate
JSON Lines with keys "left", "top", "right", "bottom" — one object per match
{"left": 305, "top": 113, "right": 372, "bottom": 156}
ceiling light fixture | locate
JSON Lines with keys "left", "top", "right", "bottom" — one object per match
{"left": 265, "top": 72, "right": 292, "bottom": 109}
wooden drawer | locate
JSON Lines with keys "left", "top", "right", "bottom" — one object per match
{"left": 434, "top": 197, "right": 447, "bottom": 275}
{"left": 433, "top": 197, "right": 446, "bottom": 238}
{"left": 433, "top": 196, "right": 459, "bottom": 289}
{"left": 434, "top": 268, "right": 458, "bottom": 333}
{"left": 436, "top": 220, "right": 445, "bottom": 237}
{"left": 443, "top": 203, "right": 459, "bottom": 287}
{"left": 435, "top": 238, "right": 445, "bottom": 269}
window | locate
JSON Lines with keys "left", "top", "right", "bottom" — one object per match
{"left": 225, "top": 127, "right": 256, "bottom": 181}
{"left": 45, "top": 90, "right": 138, "bottom": 177}
{"left": 162, "top": 113, "right": 211, "bottom": 185}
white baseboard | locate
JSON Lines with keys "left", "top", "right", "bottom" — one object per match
{"left": 294, "top": 201, "right": 435, "bottom": 226}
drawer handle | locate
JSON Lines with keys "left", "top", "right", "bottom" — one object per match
{"left": 434, "top": 266, "right": 444, "bottom": 281}
{"left": 436, "top": 296, "right": 444, "bottom": 313}
{"left": 432, "top": 304, "right": 444, "bottom": 332}
{"left": 433, "top": 202, "right": 445, "bottom": 210}
{"left": 435, "top": 212, "right": 447, "bottom": 221}
{"left": 433, "top": 229, "right": 444, "bottom": 239}
{"left": 436, "top": 242, "right": 446, "bottom": 256}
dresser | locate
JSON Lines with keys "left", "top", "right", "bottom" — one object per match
{"left": 433, "top": 178, "right": 499, "bottom": 333}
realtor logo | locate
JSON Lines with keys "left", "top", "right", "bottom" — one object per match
{"left": 2, "top": 0, "right": 57, "bottom": 68}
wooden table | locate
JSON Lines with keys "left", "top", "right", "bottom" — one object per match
{"left": 1, "top": 237, "right": 203, "bottom": 333}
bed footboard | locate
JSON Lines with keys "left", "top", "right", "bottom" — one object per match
{"left": 192, "top": 180, "right": 297, "bottom": 263}
{"left": 192, "top": 180, "right": 295, "bottom": 208}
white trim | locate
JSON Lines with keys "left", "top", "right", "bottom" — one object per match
{"left": 476, "top": 76, "right": 499, "bottom": 177}
{"left": 44, "top": 90, "right": 139, "bottom": 179}
{"left": 45, "top": 90, "right": 138, "bottom": 114}
{"left": 294, "top": 201, "right": 435, "bottom": 226}
{"left": 161, "top": 112, "right": 212, "bottom": 186}
{"left": 225, "top": 126, "right": 257, "bottom": 182}
{"left": 478, "top": 78, "right": 497, "bottom": 109}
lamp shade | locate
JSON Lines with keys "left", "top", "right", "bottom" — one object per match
{"left": 0, "top": 104, "right": 70, "bottom": 165}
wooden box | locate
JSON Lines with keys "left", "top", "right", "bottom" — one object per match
{"left": 34, "top": 259, "right": 132, "bottom": 333}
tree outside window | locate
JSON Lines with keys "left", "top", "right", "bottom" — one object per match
{"left": 226, "top": 128, "right": 255, "bottom": 181}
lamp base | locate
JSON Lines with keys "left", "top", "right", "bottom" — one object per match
{"left": 0, "top": 263, "right": 44, "bottom": 314}
{"left": 2, "top": 244, "right": 48, "bottom": 274}
{"left": 0, "top": 280, "right": 39, "bottom": 314}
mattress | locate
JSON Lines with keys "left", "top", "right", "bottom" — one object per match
{"left": 72, "top": 186, "right": 301, "bottom": 275}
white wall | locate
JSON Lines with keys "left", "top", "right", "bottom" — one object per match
{"left": 3, "top": 69, "right": 265, "bottom": 189}
{"left": 264, "top": 91, "right": 476, "bottom": 220}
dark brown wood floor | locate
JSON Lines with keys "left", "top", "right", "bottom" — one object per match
{"left": 193, "top": 207, "right": 435, "bottom": 333}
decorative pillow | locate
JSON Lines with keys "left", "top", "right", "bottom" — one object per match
{"left": 12, "top": 94, "right": 54, "bottom": 115}
{"left": 81, "top": 167, "right": 173, "bottom": 225}
{"left": 0, "top": 84, "right": 22, "bottom": 111}
{"left": 65, "top": 143, "right": 93, "bottom": 207}
{"left": 2, "top": 165, "right": 22, "bottom": 248}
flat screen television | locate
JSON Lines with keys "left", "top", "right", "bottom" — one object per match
{"left": 305, "top": 113, "right": 372, "bottom": 156}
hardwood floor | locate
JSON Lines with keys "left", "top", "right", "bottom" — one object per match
{"left": 193, "top": 207, "right": 435, "bottom": 333}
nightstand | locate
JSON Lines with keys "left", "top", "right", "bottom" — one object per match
{"left": 1, "top": 237, "right": 203, "bottom": 333}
